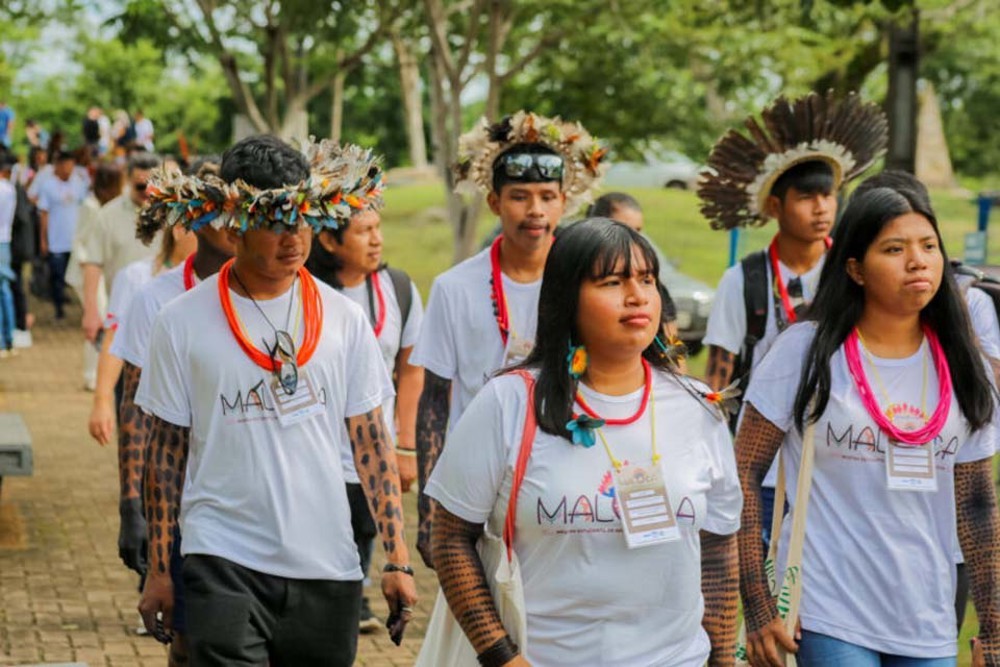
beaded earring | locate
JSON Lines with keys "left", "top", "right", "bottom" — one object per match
{"left": 566, "top": 342, "right": 588, "bottom": 378}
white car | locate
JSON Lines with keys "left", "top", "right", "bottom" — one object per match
{"left": 603, "top": 150, "right": 702, "bottom": 190}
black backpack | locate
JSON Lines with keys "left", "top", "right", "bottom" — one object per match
{"left": 727, "top": 249, "right": 769, "bottom": 430}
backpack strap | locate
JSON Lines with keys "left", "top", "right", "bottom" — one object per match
{"left": 728, "top": 250, "right": 769, "bottom": 431}
{"left": 503, "top": 370, "right": 538, "bottom": 562}
{"left": 741, "top": 249, "right": 769, "bottom": 356}
{"left": 385, "top": 266, "right": 413, "bottom": 337}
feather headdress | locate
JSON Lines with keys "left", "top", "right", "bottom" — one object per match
{"left": 453, "top": 111, "right": 609, "bottom": 214}
{"left": 136, "top": 139, "right": 384, "bottom": 243}
{"left": 698, "top": 91, "right": 888, "bottom": 230}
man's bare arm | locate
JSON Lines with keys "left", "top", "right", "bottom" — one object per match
{"left": 701, "top": 531, "right": 739, "bottom": 666}
{"left": 956, "top": 458, "right": 1000, "bottom": 665}
{"left": 706, "top": 345, "right": 736, "bottom": 392}
{"left": 393, "top": 347, "right": 424, "bottom": 492}
{"left": 415, "top": 370, "right": 451, "bottom": 568}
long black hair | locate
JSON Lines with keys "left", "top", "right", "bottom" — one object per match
{"left": 514, "top": 218, "right": 674, "bottom": 438}
{"left": 793, "top": 186, "right": 994, "bottom": 431}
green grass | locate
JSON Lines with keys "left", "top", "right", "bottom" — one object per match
{"left": 381, "top": 182, "right": 987, "bottom": 665}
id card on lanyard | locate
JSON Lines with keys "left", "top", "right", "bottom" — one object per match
{"left": 885, "top": 440, "right": 937, "bottom": 492}
{"left": 613, "top": 460, "right": 681, "bottom": 548}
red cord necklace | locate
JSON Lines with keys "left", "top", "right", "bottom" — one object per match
{"left": 574, "top": 359, "right": 653, "bottom": 426}
{"left": 365, "top": 271, "right": 387, "bottom": 339}
{"left": 489, "top": 235, "right": 510, "bottom": 345}
{"left": 768, "top": 235, "right": 833, "bottom": 324}
{"left": 218, "top": 259, "right": 323, "bottom": 371}
{"left": 183, "top": 254, "right": 196, "bottom": 291}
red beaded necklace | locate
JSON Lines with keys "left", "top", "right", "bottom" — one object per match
{"left": 183, "top": 254, "right": 196, "bottom": 291}
{"left": 489, "top": 235, "right": 510, "bottom": 346}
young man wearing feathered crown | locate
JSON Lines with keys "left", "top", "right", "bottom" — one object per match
{"left": 410, "top": 111, "right": 608, "bottom": 568}
{"left": 699, "top": 91, "right": 888, "bottom": 542}
{"left": 133, "top": 135, "right": 418, "bottom": 664}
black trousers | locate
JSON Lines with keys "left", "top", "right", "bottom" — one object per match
{"left": 183, "top": 554, "right": 362, "bottom": 667}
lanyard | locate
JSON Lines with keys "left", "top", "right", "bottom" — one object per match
{"left": 856, "top": 329, "right": 928, "bottom": 423}
{"left": 768, "top": 235, "right": 831, "bottom": 325}
{"left": 364, "top": 271, "right": 387, "bottom": 339}
{"left": 595, "top": 391, "right": 659, "bottom": 473}
{"left": 183, "top": 254, "right": 197, "bottom": 291}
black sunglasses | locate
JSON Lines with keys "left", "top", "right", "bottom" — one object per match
{"left": 133, "top": 182, "right": 148, "bottom": 192}
{"left": 266, "top": 330, "right": 298, "bottom": 395}
{"left": 497, "top": 153, "right": 564, "bottom": 180}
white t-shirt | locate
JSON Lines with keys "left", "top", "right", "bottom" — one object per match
{"left": 338, "top": 268, "right": 424, "bottom": 482}
{"left": 105, "top": 258, "right": 155, "bottom": 331}
{"left": 0, "top": 179, "right": 15, "bottom": 244}
{"left": 966, "top": 286, "right": 1000, "bottom": 360}
{"left": 746, "top": 323, "right": 995, "bottom": 658}
{"left": 110, "top": 262, "right": 188, "bottom": 367}
{"left": 36, "top": 174, "right": 88, "bottom": 253}
{"left": 704, "top": 253, "right": 826, "bottom": 487}
{"left": 135, "top": 118, "right": 154, "bottom": 151}
{"left": 135, "top": 275, "right": 394, "bottom": 580}
{"left": 427, "top": 370, "right": 742, "bottom": 667}
{"left": 411, "top": 247, "right": 540, "bottom": 429}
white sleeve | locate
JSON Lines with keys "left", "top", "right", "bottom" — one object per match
{"left": 966, "top": 288, "right": 1000, "bottom": 359}
{"left": 399, "top": 281, "right": 424, "bottom": 350}
{"left": 425, "top": 378, "right": 514, "bottom": 524}
{"left": 702, "top": 264, "right": 748, "bottom": 355}
{"left": 105, "top": 266, "right": 139, "bottom": 330}
{"left": 409, "top": 277, "right": 459, "bottom": 380}
{"left": 701, "top": 416, "right": 743, "bottom": 535}
{"left": 743, "top": 324, "right": 815, "bottom": 433}
{"left": 36, "top": 183, "right": 50, "bottom": 212}
{"left": 111, "top": 288, "right": 156, "bottom": 367}
{"left": 344, "top": 308, "right": 395, "bottom": 418}
{"left": 135, "top": 315, "right": 192, "bottom": 427}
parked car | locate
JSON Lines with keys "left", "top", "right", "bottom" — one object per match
{"left": 652, "top": 244, "right": 714, "bottom": 355}
{"left": 603, "top": 149, "right": 702, "bottom": 190}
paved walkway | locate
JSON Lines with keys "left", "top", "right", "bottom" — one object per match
{"left": 0, "top": 300, "right": 434, "bottom": 666}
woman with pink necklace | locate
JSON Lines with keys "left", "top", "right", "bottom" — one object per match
{"left": 737, "top": 185, "right": 1000, "bottom": 667}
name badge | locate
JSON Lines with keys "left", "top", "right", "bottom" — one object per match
{"left": 503, "top": 335, "right": 534, "bottom": 367}
{"left": 612, "top": 461, "right": 682, "bottom": 549}
{"left": 267, "top": 368, "right": 325, "bottom": 427}
{"left": 885, "top": 440, "right": 937, "bottom": 492}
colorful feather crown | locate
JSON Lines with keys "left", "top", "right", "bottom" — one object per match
{"left": 136, "top": 139, "right": 384, "bottom": 243}
{"left": 453, "top": 110, "right": 609, "bottom": 214}
{"left": 698, "top": 91, "right": 888, "bottom": 230}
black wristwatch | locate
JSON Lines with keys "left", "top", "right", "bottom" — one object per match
{"left": 382, "top": 563, "right": 415, "bottom": 576}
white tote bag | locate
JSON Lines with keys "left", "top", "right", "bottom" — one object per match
{"left": 736, "top": 415, "right": 817, "bottom": 667}
{"left": 415, "top": 372, "right": 536, "bottom": 667}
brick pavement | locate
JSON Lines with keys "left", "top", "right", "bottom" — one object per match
{"left": 0, "top": 301, "right": 436, "bottom": 666}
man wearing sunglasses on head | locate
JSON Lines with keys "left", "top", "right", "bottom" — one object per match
{"left": 81, "top": 152, "right": 162, "bottom": 345}
{"left": 410, "top": 111, "right": 608, "bottom": 568}
{"left": 134, "top": 136, "right": 417, "bottom": 665}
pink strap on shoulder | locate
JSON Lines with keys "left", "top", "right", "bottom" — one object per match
{"left": 503, "top": 370, "right": 537, "bottom": 562}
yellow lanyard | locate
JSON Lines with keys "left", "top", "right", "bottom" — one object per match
{"left": 856, "top": 330, "right": 928, "bottom": 422}
{"left": 594, "top": 392, "right": 660, "bottom": 473}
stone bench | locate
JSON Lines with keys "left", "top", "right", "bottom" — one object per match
{"left": 0, "top": 413, "right": 33, "bottom": 502}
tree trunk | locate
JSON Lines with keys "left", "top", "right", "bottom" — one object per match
{"left": 393, "top": 34, "right": 428, "bottom": 168}
{"left": 330, "top": 69, "right": 346, "bottom": 143}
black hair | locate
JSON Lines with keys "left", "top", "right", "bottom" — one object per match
{"left": 588, "top": 192, "right": 642, "bottom": 218}
{"left": 852, "top": 169, "right": 931, "bottom": 210}
{"left": 305, "top": 211, "right": 384, "bottom": 289}
{"left": 185, "top": 154, "right": 221, "bottom": 178}
{"left": 491, "top": 142, "right": 561, "bottom": 195}
{"left": 55, "top": 150, "right": 76, "bottom": 163}
{"left": 127, "top": 151, "right": 161, "bottom": 173}
{"left": 771, "top": 160, "right": 835, "bottom": 201}
{"left": 513, "top": 218, "right": 673, "bottom": 438}
{"left": 219, "top": 135, "right": 309, "bottom": 189}
{"left": 28, "top": 146, "right": 45, "bottom": 170}
{"left": 793, "top": 186, "right": 994, "bottom": 432}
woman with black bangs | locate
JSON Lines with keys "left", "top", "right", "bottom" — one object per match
{"left": 737, "top": 187, "right": 1000, "bottom": 667}
{"left": 425, "top": 218, "right": 742, "bottom": 667}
